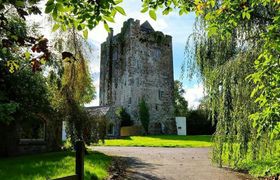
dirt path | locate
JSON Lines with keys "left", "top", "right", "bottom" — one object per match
{"left": 93, "top": 147, "right": 253, "bottom": 180}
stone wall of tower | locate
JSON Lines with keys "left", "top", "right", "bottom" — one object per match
{"left": 100, "top": 18, "right": 176, "bottom": 134}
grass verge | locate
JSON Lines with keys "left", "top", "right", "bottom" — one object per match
{"left": 0, "top": 151, "right": 112, "bottom": 180}
{"left": 98, "top": 135, "right": 212, "bottom": 147}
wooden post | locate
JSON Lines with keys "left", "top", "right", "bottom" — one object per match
{"left": 75, "top": 140, "right": 84, "bottom": 180}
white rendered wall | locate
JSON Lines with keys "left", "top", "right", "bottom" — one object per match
{"left": 176, "top": 117, "right": 187, "bottom": 135}
{"left": 62, "top": 121, "right": 67, "bottom": 141}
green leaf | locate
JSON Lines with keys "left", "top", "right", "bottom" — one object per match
{"left": 24, "top": 51, "right": 31, "bottom": 60}
{"left": 162, "top": 8, "right": 169, "bottom": 15}
{"left": 73, "top": 20, "right": 79, "bottom": 28}
{"left": 141, "top": 7, "right": 149, "bottom": 13}
{"left": 45, "top": 3, "right": 55, "bottom": 13}
{"left": 103, "top": 16, "right": 115, "bottom": 23}
{"left": 250, "top": 87, "right": 258, "bottom": 98}
{"left": 242, "top": 12, "right": 246, "bottom": 19}
{"left": 83, "top": 29, "right": 88, "bottom": 39}
{"left": 179, "top": 9, "right": 184, "bottom": 16}
{"left": 46, "top": 0, "right": 54, "bottom": 6}
{"left": 149, "top": 10, "right": 157, "bottom": 20}
{"left": 111, "top": 9, "right": 117, "bottom": 17}
{"left": 6, "top": 60, "right": 19, "bottom": 73}
{"left": 210, "top": 0, "right": 215, "bottom": 7}
{"left": 52, "top": 6, "right": 58, "bottom": 20}
{"left": 246, "top": 12, "right": 250, "bottom": 19}
{"left": 103, "top": 21, "right": 110, "bottom": 32}
{"left": 204, "top": 13, "right": 212, "bottom": 20}
{"left": 52, "top": 23, "right": 60, "bottom": 32}
{"left": 56, "top": 3, "right": 64, "bottom": 12}
{"left": 61, "top": 24, "right": 67, "bottom": 31}
{"left": 172, "top": 0, "right": 179, "bottom": 6}
{"left": 114, "top": 0, "right": 123, "bottom": 5}
{"left": 207, "top": 26, "right": 218, "bottom": 36}
{"left": 115, "top": 6, "right": 126, "bottom": 15}
{"left": 15, "top": 1, "right": 25, "bottom": 7}
{"left": 2, "top": 47, "right": 7, "bottom": 54}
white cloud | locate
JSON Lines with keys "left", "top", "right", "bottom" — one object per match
{"left": 183, "top": 83, "right": 205, "bottom": 109}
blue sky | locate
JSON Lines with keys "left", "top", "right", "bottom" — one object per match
{"left": 29, "top": 0, "right": 205, "bottom": 109}
{"left": 85, "top": 0, "right": 205, "bottom": 108}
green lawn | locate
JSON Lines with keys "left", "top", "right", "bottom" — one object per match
{"left": 98, "top": 135, "right": 212, "bottom": 147}
{"left": 0, "top": 151, "right": 112, "bottom": 180}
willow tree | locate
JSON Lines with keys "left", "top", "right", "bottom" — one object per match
{"left": 50, "top": 28, "right": 95, "bottom": 144}
{"left": 185, "top": 3, "right": 279, "bottom": 175}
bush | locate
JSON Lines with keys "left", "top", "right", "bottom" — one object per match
{"left": 83, "top": 114, "right": 107, "bottom": 145}
{"left": 187, "top": 109, "right": 215, "bottom": 135}
{"left": 138, "top": 99, "right": 150, "bottom": 134}
{"left": 115, "top": 107, "right": 133, "bottom": 127}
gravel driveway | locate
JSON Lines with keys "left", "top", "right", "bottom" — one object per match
{"left": 93, "top": 147, "right": 253, "bottom": 180}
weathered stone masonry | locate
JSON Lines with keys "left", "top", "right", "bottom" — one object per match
{"left": 100, "top": 18, "right": 176, "bottom": 134}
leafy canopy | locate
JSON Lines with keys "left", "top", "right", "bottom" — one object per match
{"left": 45, "top": 0, "right": 126, "bottom": 36}
{"left": 174, "top": 80, "right": 188, "bottom": 116}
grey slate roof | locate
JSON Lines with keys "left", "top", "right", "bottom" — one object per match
{"left": 140, "top": 21, "right": 155, "bottom": 33}
{"left": 86, "top": 106, "right": 110, "bottom": 116}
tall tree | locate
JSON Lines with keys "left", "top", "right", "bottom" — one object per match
{"left": 184, "top": 2, "right": 279, "bottom": 174}
{"left": 51, "top": 28, "right": 96, "bottom": 144}
{"left": 139, "top": 98, "right": 150, "bottom": 135}
{"left": 174, "top": 80, "right": 188, "bottom": 116}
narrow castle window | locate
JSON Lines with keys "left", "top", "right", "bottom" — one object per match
{"left": 113, "top": 50, "right": 118, "bottom": 61}
{"left": 128, "top": 97, "right": 132, "bottom": 104}
{"left": 158, "top": 90, "right": 164, "bottom": 100}
{"left": 154, "top": 48, "right": 161, "bottom": 59}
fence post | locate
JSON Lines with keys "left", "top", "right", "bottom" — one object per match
{"left": 75, "top": 140, "right": 84, "bottom": 180}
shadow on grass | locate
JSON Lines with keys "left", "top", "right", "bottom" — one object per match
{"left": 0, "top": 151, "right": 111, "bottom": 180}
{"left": 0, "top": 151, "right": 74, "bottom": 180}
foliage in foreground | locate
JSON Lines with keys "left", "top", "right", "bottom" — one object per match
{"left": 221, "top": 141, "right": 280, "bottom": 177}
{"left": 0, "top": 151, "right": 111, "bottom": 180}
{"left": 98, "top": 135, "right": 212, "bottom": 148}
{"left": 51, "top": 28, "right": 96, "bottom": 145}
{"left": 186, "top": 3, "right": 279, "bottom": 175}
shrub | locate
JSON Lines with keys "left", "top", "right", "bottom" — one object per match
{"left": 187, "top": 109, "right": 215, "bottom": 135}
{"left": 83, "top": 114, "right": 107, "bottom": 145}
{"left": 115, "top": 107, "right": 133, "bottom": 127}
{"left": 138, "top": 98, "right": 150, "bottom": 134}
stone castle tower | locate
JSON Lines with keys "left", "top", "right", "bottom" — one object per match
{"left": 100, "top": 18, "right": 175, "bottom": 134}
